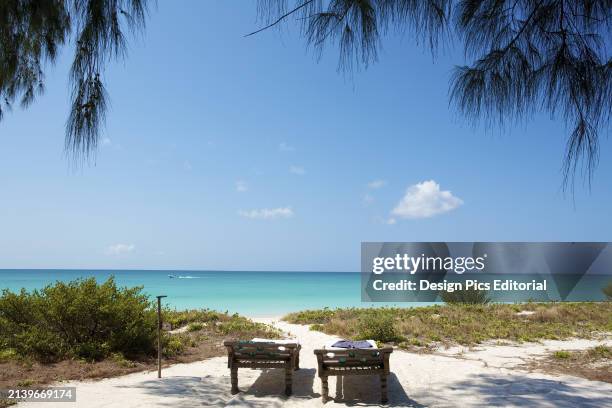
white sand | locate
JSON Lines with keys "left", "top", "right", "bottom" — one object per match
{"left": 18, "top": 318, "right": 612, "bottom": 408}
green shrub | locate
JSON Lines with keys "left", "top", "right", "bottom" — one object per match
{"left": 355, "top": 313, "right": 403, "bottom": 343}
{"left": 441, "top": 288, "right": 491, "bottom": 305}
{"left": 164, "top": 309, "right": 221, "bottom": 328}
{"left": 0, "top": 348, "right": 18, "bottom": 361}
{"left": 217, "top": 315, "right": 280, "bottom": 338}
{"left": 283, "top": 308, "right": 335, "bottom": 324}
{"left": 187, "top": 322, "right": 204, "bottom": 332}
{"left": 603, "top": 281, "right": 612, "bottom": 301}
{"left": 588, "top": 345, "right": 610, "bottom": 359}
{"left": 14, "top": 325, "right": 66, "bottom": 363}
{"left": 554, "top": 350, "right": 571, "bottom": 359}
{"left": 162, "top": 336, "right": 186, "bottom": 357}
{"left": 0, "top": 277, "right": 157, "bottom": 362}
{"left": 111, "top": 352, "right": 137, "bottom": 368}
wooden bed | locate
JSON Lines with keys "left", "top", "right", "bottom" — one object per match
{"left": 223, "top": 339, "right": 301, "bottom": 396}
{"left": 314, "top": 345, "right": 393, "bottom": 403}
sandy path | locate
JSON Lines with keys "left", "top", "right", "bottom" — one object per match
{"left": 18, "top": 318, "right": 612, "bottom": 408}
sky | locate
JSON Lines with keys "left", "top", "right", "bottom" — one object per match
{"left": 0, "top": 2, "right": 611, "bottom": 272}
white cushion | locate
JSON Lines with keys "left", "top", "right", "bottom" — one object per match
{"left": 251, "top": 338, "right": 299, "bottom": 345}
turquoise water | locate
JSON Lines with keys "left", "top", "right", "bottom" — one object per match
{"left": 0, "top": 270, "right": 409, "bottom": 316}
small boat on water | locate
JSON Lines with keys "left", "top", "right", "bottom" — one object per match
{"left": 168, "top": 274, "right": 176, "bottom": 278}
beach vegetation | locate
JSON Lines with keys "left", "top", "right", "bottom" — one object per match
{"left": 0, "top": 348, "right": 17, "bottom": 362}
{"left": 110, "top": 353, "right": 137, "bottom": 368}
{"left": 553, "top": 350, "right": 571, "bottom": 359}
{"left": 603, "top": 281, "right": 612, "bottom": 300}
{"left": 0, "top": 277, "right": 156, "bottom": 362}
{"left": 284, "top": 302, "right": 612, "bottom": 348}
{"left": 525, "top": 345, "right": 611, "bottom": 383}
{"left": 0, "top": 278, "right": 282, "bottom": 398}
{"left": 163, "top": 336, "right": 186, "bottom": 357}
{"left": 440, "top": 288, "right": 491, "bottom": 305}
{"left": 285, "top": 308, "right": 335, "bottom": 325}
{"left": 355, "top": 312, "right": 404, "bottom": 343}
{"left": 15, "top": 379, "right": 34, "bottom": 387}
{"left": 164, "top": 308, "right": 221, "bottom": 328}
{"left": 187, "top": 322, "right": 205, "bottom": 332}
{"left": 216, "top": 314, "right": 281, "bottom": 338}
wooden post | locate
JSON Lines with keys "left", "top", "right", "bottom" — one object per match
{"left": 321, "top": 376, "right": 329, "bottom": 403}
{"left": 380, "top": 373, "right": 388, "bottom": 404}
{"left": 284, "top": 363, "right": 292, "bottom": 396}
{"left": 230, "top": 366, "right": 239, "bottom": 394}
{"left": 156, "top": 295, "right": 167, "bottom": 379}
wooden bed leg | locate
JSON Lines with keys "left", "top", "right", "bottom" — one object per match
{"left": 380, "top": 373, "right": 388, "bottom": 404}
{"left": 230, "top": 366, "right": 239, "bottom": 395}
{"left": 321, "top": 376, "right": 329, "bottom": 403}
{"left": 284, "top": 365, "right": 293, "bottom": 396}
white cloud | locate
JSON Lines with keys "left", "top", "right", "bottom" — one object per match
{"left": 363, "top": 193, "right": 375, "bottom": 205}
{"left": 279, "top": 142, "right": 295, "bottom": 152}
{"left": 105, "top": 243, "right": 135, "bottom": 255}
{"left": 367, "top": 179, "right": 387, "bottom": 189}
{"left": 100, "top": 137, "right": 122, "bottom": 150}
{"left": 391, "top": 180, "right": 463, "bottom": 219}
{"left": 289, "top": 165, "right": 305, "bottom": 175}
{"left": 236, "top": 180, "right": 248, "bottom": 192}
{"left": 238, "top": 207, "right": 294, "bottom": 220}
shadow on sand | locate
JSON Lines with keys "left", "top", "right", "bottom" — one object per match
{"left": 330, "top": 373, "right": 424, "bottom": 407}
{"left": 429, "top": 373, "right": 612, "bottom": 408}
{"left": 244, "top": 368, "right": 319, "bottom": 399}
{"left": 118, "top": 368, "right": 419, "bottom": 407}
{"left": 116, "top": 375, "right": 235, "bottom": 408}
{"left": 121, "top": 368, "right": 612, "bottom": 407}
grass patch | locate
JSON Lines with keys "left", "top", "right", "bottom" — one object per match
{"left": 284, "top": 308, "right": 335, "bottom": 325}
{"left": 526, "top": 345, "right": 611, "bottom": 383}
{"left": 283, "top": 302, "right": 612, "bottom": 348}
{"left": 164, "top": 309, "right": 222, "bottom": 328}
{"left": 553, "top": 350, "right": 571, "bottom": 359}
{"left": 588, "top": 344, "right": 611, "bottom": 358}
{"left": 187, "top": 322, "right": 205, "bottom": 332}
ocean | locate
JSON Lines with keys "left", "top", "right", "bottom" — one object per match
{"left": 0, "top": 269, "right": 408, "bottom": 316}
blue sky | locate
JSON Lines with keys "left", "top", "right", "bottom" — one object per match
{"left": 0, "top": 2, "right": 611, "bottom": 272}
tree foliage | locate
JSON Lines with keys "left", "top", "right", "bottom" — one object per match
{"left": 254, "top": 0, "right": 611, "bottom": 187}
{"left": 0, "top": 0, "right": 148, "bottom": 158}
{"left": 0, "top": 1, "right": 609, "bottom": 187}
